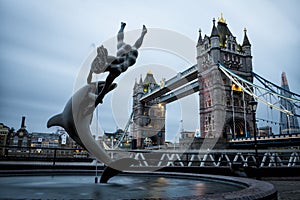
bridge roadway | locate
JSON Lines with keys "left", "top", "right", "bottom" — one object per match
{"left": 157, "top": 80, "right": 199, "bottom": 104}
{"left": 140, "top": 64, "right": 198, "bottom": 103}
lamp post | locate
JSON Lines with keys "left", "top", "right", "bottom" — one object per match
{"left": 248, "top": 99, "right": 260, "bottom": 179}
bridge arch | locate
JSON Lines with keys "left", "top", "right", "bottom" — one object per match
{"left": 223, "top": 117, "right": 251, "bottom": 140}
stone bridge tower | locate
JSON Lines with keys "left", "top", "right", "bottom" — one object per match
{"left": 132, "top": 71, "right": 166, "bottom": 148}
{"left": 197, "top": 14, "right": 255, "bottom": 142}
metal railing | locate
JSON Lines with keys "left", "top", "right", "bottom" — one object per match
{"left": 106, "top": 149, "right": 300, "bottom": 168}
{"left": 1, "top": 146, "right": 299, "bottom": 169}
{"left": 0, "top": 145, "right": 91, "bottom": 166}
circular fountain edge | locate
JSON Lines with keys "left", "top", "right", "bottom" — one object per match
{"left": 120, "top": 171, "right": 277, "bottom": 200}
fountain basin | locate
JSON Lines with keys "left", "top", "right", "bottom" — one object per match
{"left": 0, "top": 171, "right": 277, "bottom": 199}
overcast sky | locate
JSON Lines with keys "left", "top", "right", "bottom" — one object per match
{"left": 1, "top": 0, "right": 299, "bottom": 141}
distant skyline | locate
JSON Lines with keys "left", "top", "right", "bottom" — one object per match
{"left": 1, "top": 0, "right": 300, "bottom": 141}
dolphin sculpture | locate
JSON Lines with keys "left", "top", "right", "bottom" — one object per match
{"left": 47, "top": 81, "right": 139, "bottom": 182}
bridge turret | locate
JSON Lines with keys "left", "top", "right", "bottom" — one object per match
{"left": 210, "top": 18, "right": 220, "bottom": 64}
{"left": 197, "top": 29, "right": 203, "bottom": 45}
{"left": 242, "top": 28, "right": 252, "bottom": 72}
{"left": 242, "top": 28, "right": 251, "bottom": 55}
{"left": 132, "top": 71, "right": 166, "bottom": 149}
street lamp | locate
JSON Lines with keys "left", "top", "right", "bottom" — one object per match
{"left": 248, "top": 99, "right": 260, "bottom": 179}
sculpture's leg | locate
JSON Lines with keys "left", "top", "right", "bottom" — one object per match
{"left": 117, "top": 22, "right": 126, "bottom": 50}
{"left": 133, "top": 25, "right": 147, "bottom": 49}
{"left": 117, "top": 22, "right": 126, "bottom": 41}
{"left": 95, "top": 71, "right": 120, "bottom": 106}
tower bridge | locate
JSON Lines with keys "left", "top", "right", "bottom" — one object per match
{"left": 129, "top": 15, "right": 300, "bottom": 149}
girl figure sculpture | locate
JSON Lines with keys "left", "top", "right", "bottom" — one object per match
{"left": 87, "top": 22, "right": 147, "bottom": 107}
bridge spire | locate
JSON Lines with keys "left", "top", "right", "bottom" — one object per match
{"left": 218, "top": 13, "right": 226, "bottom": 24}
{"left": 139, "top": 74, "right": 143, "bottom": 84}
{"left": 210, "top": 18, "right": 219, "bottom": 37}
{"left": 242, "top": 28, "right": 251, "bottom": 47}
{"left": 197, "top": 28, "right": 203, "bottom": 44}
{"left": 242, "top": 28, "right": 251, "bottom": 57}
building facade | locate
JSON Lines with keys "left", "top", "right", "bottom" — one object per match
{"left": 2, "top": 117, "right": 83, "bottom": 158}
{"left": 0, "top": 123, "right": 10, "bottom": 156}
{"left": 179, "top": 130, "right": 195, "bottom": 149}
{"left": 9, "top": 116, "right": 32, "bottom": 150}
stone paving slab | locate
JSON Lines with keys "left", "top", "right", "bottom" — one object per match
{"left": 262, "top": 177, "right": 300, "bottom": 200}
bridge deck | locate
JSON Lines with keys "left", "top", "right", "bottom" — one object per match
{"left": 158, "top": 80, "right": 199, "bottom": 104}
{"left": 140, "top": 65, "right": 198, "bottom": 103}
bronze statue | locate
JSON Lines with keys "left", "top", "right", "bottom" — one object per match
{"left": 87, "top": 22, "right": 147, "bottom": 106}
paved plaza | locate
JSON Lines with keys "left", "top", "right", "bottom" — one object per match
{"left": 263, "top": 177, "right": 300, "bottom": 200}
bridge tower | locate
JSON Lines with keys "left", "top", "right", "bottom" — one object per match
{"left": 197, "top": 14, "right": 255, "bottom": 141}
{"left": 132, "top": 71, "right": 166, "bottom": 148}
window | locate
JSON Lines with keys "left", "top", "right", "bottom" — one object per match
{"left": 223, "top": 78, "right": 227, "bottom": 85}
{"left": 234, "top": 98, "right": 239, "bottom": 107}
{"left": 205, "top": 116, "right": 209, "bottom": 131}
{"left": 212, "top": 115, "right": 215, "bottom": 130}
{"left": 204, "top": 114, "right": 213, "bottom": 131}
{"left": 226, "top": 98, "right": 231, "bottom": 106}
{"left": 240, "top": 100, "right": 244, "bottom": 108}
{"left": 13, "top": 136, "right": 18, "bottom": 145}
{"left": 149, "top": 109, "right": 154, "bottom": 116}
{"left": 205, "top": 95, "right": 212, "bottom": 108}
{"left": 224, "top": 53, "right": 228, "bottom": 60}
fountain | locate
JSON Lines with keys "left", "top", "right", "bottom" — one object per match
{"left": 42, "top": 22, "right": 277, "bottom": 199}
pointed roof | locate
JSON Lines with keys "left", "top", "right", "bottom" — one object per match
{"left": 242, "top": 28, "right": 251, "bottom": 46}
{"left": 210, "top": 18, "right": 219, "bottom": 37}
{"left": 133, "top": 78, "right": 138, "bottom": 89}
{"left": 197, "top": 29, "right": 203, "bottom": 44}
{"left": 216, "top": 14, "right": 233, "bottom": 46}
{"left": 143, "top": 70, "right": 157, "bottom": 85}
